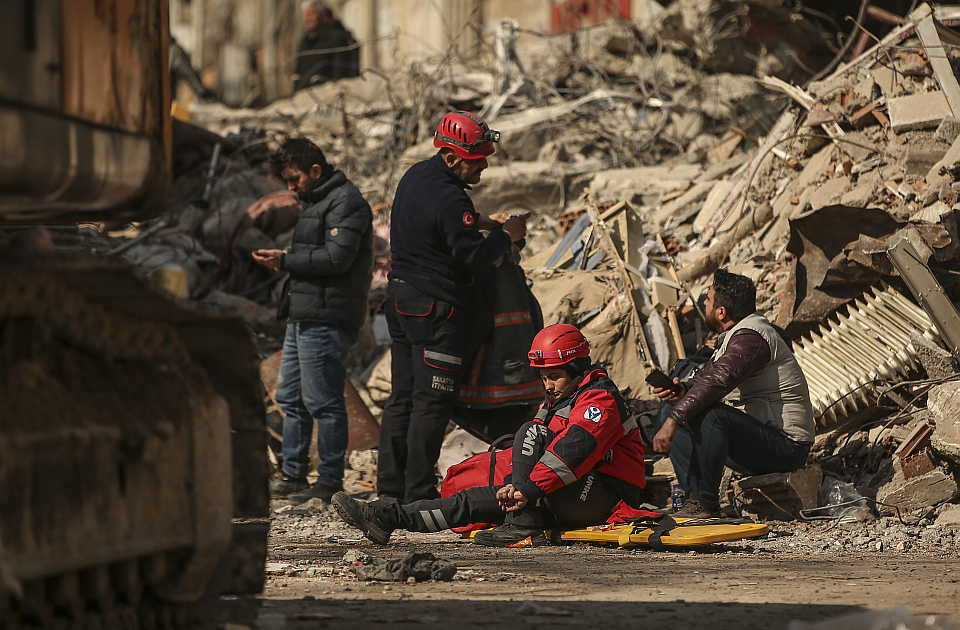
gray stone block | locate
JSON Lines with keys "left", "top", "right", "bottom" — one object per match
{"left": 888, "top": 92, "right": 951, "bottom": 132}
{"left": 926, "top": 381, "right": 960, "bottom": 465}
{"left": 910, "top": 332, "right": 958, "bottom": 378}
{"left": 735, "top": 465, "right": 823, "bottom": 521}
{"left": 876, "top": 463, "right": 958, "bottom": 512}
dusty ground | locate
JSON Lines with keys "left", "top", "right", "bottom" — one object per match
{"left": 251, "top": 498, "right": 960, "bottom": 630}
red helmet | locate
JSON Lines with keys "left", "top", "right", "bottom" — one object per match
{"left": 434, "top": 111, "right": 500, "bottom": 160}
{"left": 528, "top": 324, "right": 590, "bottom": 368}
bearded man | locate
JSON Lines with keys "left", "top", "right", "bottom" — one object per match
{"left": 652, "top": 269, "right": 815, "bottom": 519}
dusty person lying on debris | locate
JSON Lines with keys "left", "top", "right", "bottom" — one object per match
{"left": 653, "top": 269, "right": 815, "bottom": 519}
{"left": 334, "top": 323, "right": 646, "bottom": 547}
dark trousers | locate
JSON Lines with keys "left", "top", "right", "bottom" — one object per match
{"left": 378, "top": 281, "right": 465, "bottom": 502}
{"left": 374, "top": 421, "right": 622, "bottom": 533}
{"left": 658, "top": 402, "right": 810, "bottom": 509}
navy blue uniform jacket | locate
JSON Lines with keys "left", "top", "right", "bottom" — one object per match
{"left": 388, "top": 153, "right": 511, "bottom": 307}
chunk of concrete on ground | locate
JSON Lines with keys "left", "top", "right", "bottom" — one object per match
{"left": 926, "top": 381, "right": 960, "bottom": 465}
{"left": 871, "top": 64, "right": 905, "bottom": 99}
{"left": 876, "top": 458, "right": 959, "bottom": 513}
{"left": 910, "top": 332, "right": 958, "bottom": 378}
{"left": 905, "top": 146, "right": 948, "bottom": 175}
{"left": 840, "top": 182, "right": 878, "bottom": 208}
{"left": 691, "top": 179, "right": 736, "bottom": 233}
{"left": 734, "top": 465, "right": 823, "bottom": 521}
{"left": 935, "top": 505, "right": 960, "bottom": 526}
{"left": 925, "top": 131, "right": 960, "bottom": 192}
{"left": 840, "top": 131, "right": 876, "bottom": 163}
{"left": 888, "top": 92, "right": 951, "bottom": 133}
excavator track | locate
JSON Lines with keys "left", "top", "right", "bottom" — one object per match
{"left": 0, "top": 257, "right": 269, "bottom": 629}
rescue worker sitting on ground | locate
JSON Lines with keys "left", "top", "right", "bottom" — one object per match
{"left": 333, "top": 323, "right": 646, "bottom": 547}
{"left": 653, "top": 268, "right": 815, "bottom": 519}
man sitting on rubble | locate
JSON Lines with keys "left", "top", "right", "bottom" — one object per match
{"left": 653, "top": 269, "right": 815, "bottom": 519}
{"left": 332, "top": 323, "right": 646, "bottom": 547}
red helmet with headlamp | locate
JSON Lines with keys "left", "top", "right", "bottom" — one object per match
{"left": 434, "top": 111, "right": 500, "bottom": 160}
{"left": 528, "top": 324, "right": 590, "bottom": 368}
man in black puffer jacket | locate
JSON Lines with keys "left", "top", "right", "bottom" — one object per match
{"left": 254, "top": 137, "right": 373, "bottom": 502}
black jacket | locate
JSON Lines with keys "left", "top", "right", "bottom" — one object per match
{"left": 295, "top": 22, "right": 360, "bottom": 91}
{"left": 388, "top": 153, "right": 511, "bottom": 307}
{"left": 281, "top": 170, "right": 373, "bottom": 330}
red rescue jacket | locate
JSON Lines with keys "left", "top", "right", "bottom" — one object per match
{"left": 517, "top": 368, "right": 646, "bottom": 501}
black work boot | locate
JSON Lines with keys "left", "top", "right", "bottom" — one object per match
{"left": 332, "top": 492, "right": 394, "bottom": 545}
{"left": 270, "top": 474, "right": 309, "bottom": 497}
{"left": 288, "top": 483, "right": 342, "bottom": 504}
{"left": 673, "top": 500, "right": 721, "bottom": 520}
{"left": 472, "top": 523, "right": 549, "bottom": 548}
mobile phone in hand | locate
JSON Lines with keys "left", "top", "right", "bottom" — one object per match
{"left": 645, "top": 369, "right": 683, "bottom": 396}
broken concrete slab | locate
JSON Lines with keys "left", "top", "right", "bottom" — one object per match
{"left": 840, "top": 182, "right": 879, "bottom": 208}
{"left": 925, "top": 129, "right": 960, "bottom": 192}
{"left": 905, "top": 146, "right": 947, "bottom": 175}
{"left": 692, "top": 179, "right": 735, "bottom": 234}
{"left": 876, "top": 459, "right": 959, "bottom": 513}
{"left": 888, "top": 91, "right": 952, "bottom": 133}
{"left": 808, "top": 176, "right": 850, "bottom": 210}
{"left": 910, "top": 332, "right": 958, "bottom": 378}
{"left": 935, "top": 505, "right": 960, "bottom": 526}
{"left": 935, "top": 117, "right": 960, "bottom": 145}
{"left": 928, "top": 381, "right": 960, "bottom": 465}
{"left": 588, "top": 165, "right": 703, "bottom": 207}
{"left": 470, "top": 162, "right": 563, "bottom": 215}
{"left": 839, "top": 131, "right": 877, "bottom": 163}
{"left": 870, "top": 64, "right": 905, "bottom": 99}
{"left": 735, "top": 465, "right": 823, "bottom": 521}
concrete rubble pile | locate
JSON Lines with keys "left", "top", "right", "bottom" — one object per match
{"left": 71, "top": 0, "right": 960, "bottom": 523}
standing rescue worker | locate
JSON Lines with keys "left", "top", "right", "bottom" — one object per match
{"left": 333, "top": 324, "right": 646, "bottom": 547}
{"left": 378, "top": 111, "right": 529, "bottom": 502}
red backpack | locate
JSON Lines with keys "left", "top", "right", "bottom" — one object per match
{"left": 440, "top": 442, "right": 514, "bottom": 534}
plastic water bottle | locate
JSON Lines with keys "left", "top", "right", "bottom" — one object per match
{"left": 671, "top": 484, "right": 685, "bottom": 512}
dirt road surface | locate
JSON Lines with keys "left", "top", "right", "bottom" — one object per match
{"left": 253, "top": 500, "right": 960, "bottom": 629}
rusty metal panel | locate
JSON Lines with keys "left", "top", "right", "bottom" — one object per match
{"left": 888, "top": 239, "right": 960, "bottom": 362}
{"left": 60, "top": 0, "right": 167, "bottom": 139}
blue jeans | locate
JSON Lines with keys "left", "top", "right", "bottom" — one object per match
{"left": 275, "top": 322, "right": 356, "bottom": 487}
{"left": 658, "top": 402, "right": 809, "bottom": 509}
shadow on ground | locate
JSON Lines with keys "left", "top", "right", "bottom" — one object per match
{"left": 255, "top": 599, "right": 866, "bottom": 629}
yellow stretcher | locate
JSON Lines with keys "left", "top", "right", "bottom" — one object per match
{"left": 467, "top": 516, "right": 769, "bottom": 550}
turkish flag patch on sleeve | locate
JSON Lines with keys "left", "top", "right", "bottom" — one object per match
{"left": 462, "top": 211, "right": 475, "bottom": 226}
